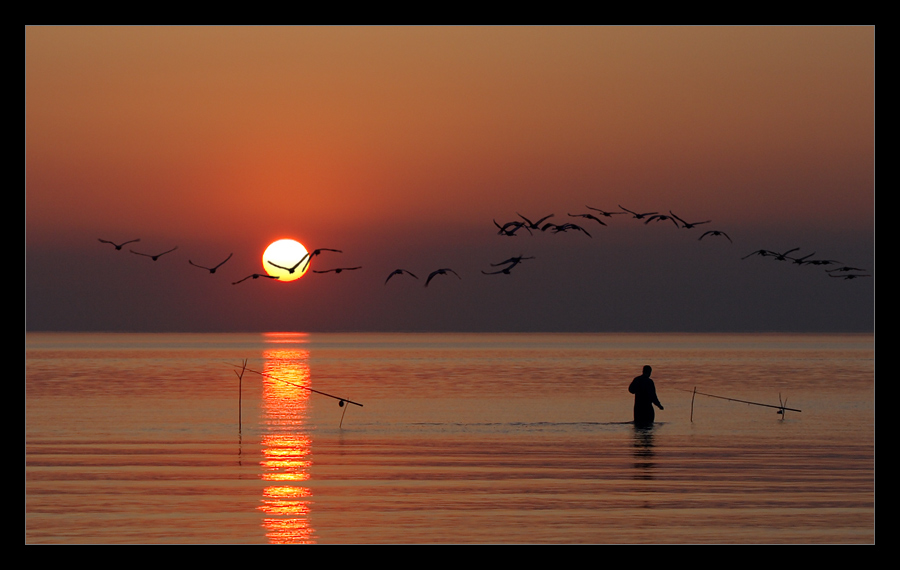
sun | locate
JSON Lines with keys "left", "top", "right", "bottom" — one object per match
{"left": 263, "top": 239, "right": 309, "bottom": 282}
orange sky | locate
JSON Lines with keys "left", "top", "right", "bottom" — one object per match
{"left": 25, "top": 27, "right": 874, "bottom": 332}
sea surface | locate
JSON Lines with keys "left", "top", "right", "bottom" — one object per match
{"left": 26, "top": 332, "right": 874, "bottom": 544}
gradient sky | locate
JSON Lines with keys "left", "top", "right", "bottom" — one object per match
{"left": 26, "top": 26, "right": 874, "bottom": 332}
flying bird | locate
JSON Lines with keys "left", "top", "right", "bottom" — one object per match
{"left": 742, "top": 249, "right": 777, "bottom": 260}
{"left": 483, "top": 255, "right": 535, "bottom": 274}
{"left": 829, "top": 273, "right": 871, "bottom": 280}
{"left": 267, "top": 257, "right": 307, "bottom": 274}
{"left": 232, "top": 273, "right": 279, "bottom": 285}
{"left": 568, "top": 213, "right": 607, "bottom": 226}
{"left": 312, "top": 266, "right": 361, "bottom": 274}
{"left": 619, "top": 206, "right": 658, "bottom": 220}
{"left": 99, "top": 238, "right": 140, "bottom": 250}
{"left": 425, "top": 268, "right": 461, "bottom": 287}
{"left": 518, "top": 213, "right": 554, "bottom": 230}
{"left": 385, "top": 269, "right": 419, "bottom": 284}
{"left": 545, "top": 222, "right": 591, "bottom": 237}
{"left": 306, "top": 248, "right": 343, "bottom": 257}
{"left": 585, "top": 206, "right": 626, "bottom": 218}
{"left": 770, "top": 248, "right": 801, "bottom": 261}
{"left": 789, "top": 252, "right": 816, "bottom": 265}
{"left": 669, "top": 211, "right": 711, "bottom": 229}
{"left": 826, "top": 266, "right": 867, "bottom": 273}
{"left": 130, "top": 246, "right": 178, "bottom": 261}
{"left": 491, "top": 255, "right": 535, "bottom": 267}
{"left": 804, "top": 258, "right": 842, "bottom": 266}
{"left": 268, "top": 248, "right": 343, "bottom": 274}
{"left": 698, "top": 231, "right": 732, "bottom": 243}
{"left": 300, "top": 248, "right": 343, "bottom": 271}
{"left": 189, "top": 253, "right": 233, "bottom": 274}
{"left": 644, "top": 214, "right": 680, "bottom": 227}
{"left": 494, "top": 219, "right": 531, "bottom": 236}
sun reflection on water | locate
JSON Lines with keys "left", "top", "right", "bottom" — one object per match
{"left": 258, "top": 341, "right": 315, "bottom": 544}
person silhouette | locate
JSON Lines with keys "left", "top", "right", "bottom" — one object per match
{"left": 629, "top": 365, "right": 664, "bottom": 426}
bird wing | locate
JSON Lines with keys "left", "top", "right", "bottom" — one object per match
{"left": 570, "top": 224, "right": 591, "bottom": 237}
{"left": 669, "top": 212, "right": 687, "bottom": 226}
{"left": 213, "top": 253, "right": 233, "bottom": 269}
{"left": 188, "top": 260, "right": 211, "bottom": 270}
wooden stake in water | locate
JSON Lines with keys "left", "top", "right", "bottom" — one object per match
{"left": 234, "top": 359, "right": 247, "bottom": 435}
{"left": 690, "top": 386, "right": 697, "bottom": 423}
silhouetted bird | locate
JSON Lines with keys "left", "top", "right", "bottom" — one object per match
{"left": 619, "top": 206, "right": 658, "bottom": 220}
{"left": 130, "top": 246, "right": 178, "bottom": 261}
{"left": 491, "top": 255, "right": 535, "bottom": 267}
{"left": 312, "top": 267, "right": 361, "bottom": 274}
{"left": 669, "top": 211, "right": 711, "bottom": 229}
{"left": 742, "top": 249, "right": 776, "bottom": 260}
{"left": 385, "top": 269, "right": 419, "bottom": 284}
{"left": 698, "top": 231, "right": 732, "bottom": 243}
{"left": 483, "top": 255, "right": 535, "bottom": 274}
{"left": 585, "top": 206, "right": 626, "bottom": 218}
{"left": 189, "top": 253, "right": 233, "bottom": 274}
{"left": 232, "top": 273, "right": 279, "bottom": 285}
{"left": 518, "top": 213, "right": 554, "bottom": 230}
{"left": 425, "top": 268, "right": 461, "bottom": 287}
{"left": 546, "top": 222, "right": 591, "bottom": 237}
{"left": 267, "top": 257, "right": 306, "bottom": 274}
{"left": 829, "top": 273, "right": 871, "bottom": 280}
{"left": 300, "top": 248, "right": 343, "bottom": 272}
{"left": 826, "top": 266, "right": 867, "bottom": 273}
{"left": 789, "top": 252, "right": 816, "bottom": 265}
{"left": 568, "top": 213, "right": 607, "bottom": 226}
{"left": 770, "top": 248, "right": 800, "bottom": 261}
{"left": 645, "top": 214, "right": 680, "bottom": 227}
{"left": 482, "top": 267, "right": 516, "bottom": 275}
{"left": 99, "top": 238, "right": 140, "bottom": 250}
{"left": 494, "top": 219, "right": 531, "bottom": 236}
{"left": 804, "top": 258, "right": 842, "bottom": 266}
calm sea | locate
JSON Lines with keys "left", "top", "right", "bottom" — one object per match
{"left": 26, "top": 332, "right": 874, "bottom": 544}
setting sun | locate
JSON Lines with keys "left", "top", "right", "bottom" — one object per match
{"left": 263, "top": 239, "right": 309, "bottom": 282}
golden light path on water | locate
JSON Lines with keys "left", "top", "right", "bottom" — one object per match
{"left": 259, "top": 333, "right": 314, "bottom": 544}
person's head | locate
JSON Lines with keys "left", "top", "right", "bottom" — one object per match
{"left": 642, "top": 365, "right": 652, "bottom": 376}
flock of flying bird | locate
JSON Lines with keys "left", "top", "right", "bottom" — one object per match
{"left": 98, "top": 204, "right": 871, "bottom": 289}
{"left": 489, "top": 205, "right": 869, "bottom": 280}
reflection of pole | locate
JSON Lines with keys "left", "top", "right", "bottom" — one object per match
{"left": 339, "top": 398, "right": 349, "bottom": 429}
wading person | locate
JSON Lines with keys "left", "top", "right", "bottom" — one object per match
{"left": 629, "top": 365, "right": 664, "bottom": 426}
